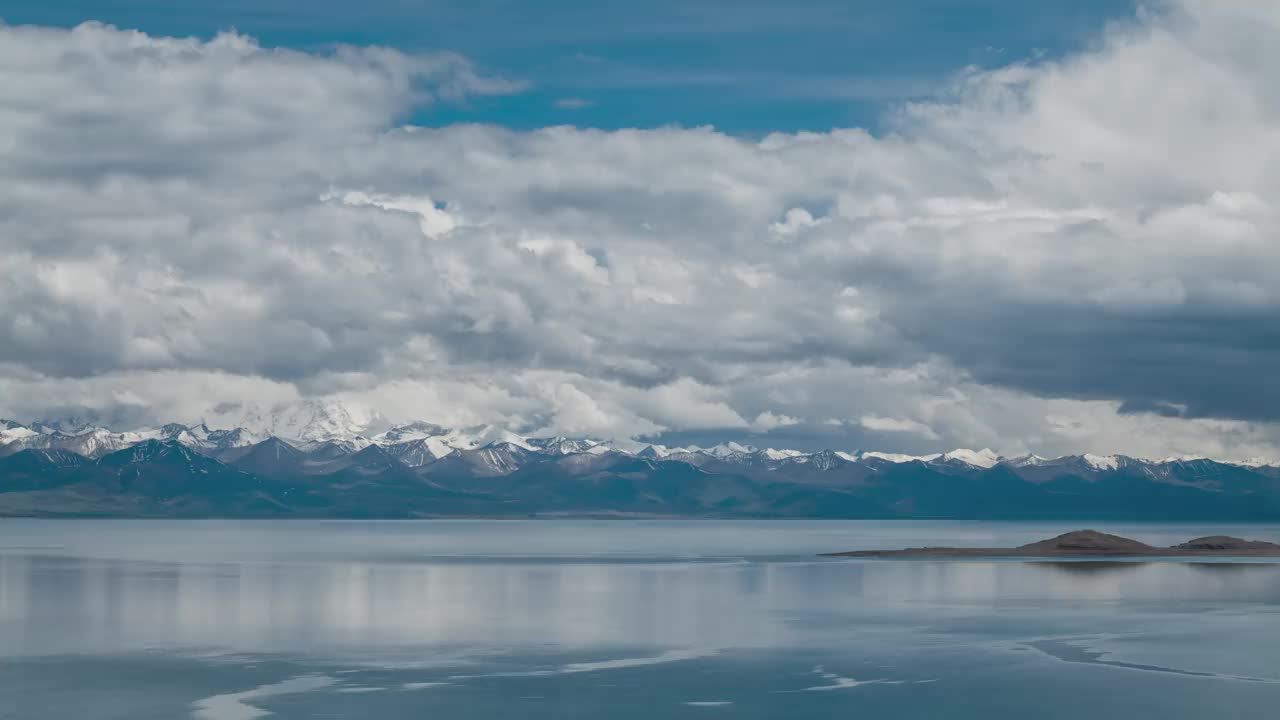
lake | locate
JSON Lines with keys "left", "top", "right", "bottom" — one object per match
{"left": 4, "top": 519, "right": 1280, "bottom": 718}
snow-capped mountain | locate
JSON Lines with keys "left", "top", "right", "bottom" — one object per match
{"left": 58, "top": 427, "right": 158, "bottom": 458}
{"left": 468, "top": 442, "right": 536, "bottom": 475}
{"left": 526, "top": 437, "right": 602, "bottom": 456}
{"left": 264, "top": 401, "right": 387, "bottom": 443}
{"left": 193, "top": 400, "right": 388, "bottom": 445}
{"left": 0, "top": 424, "right": 162, "bottom": 459}
{"left": 1083, "top": 453, "right": 1121, "bottom": 471}
{"left": 705, "top": 442, "right": 754, "bottom": 458}
{"left": 935, "top": 448, "right": 1001, "bottom": 468}
{"left": 0, "top": 420, "right": 263, "bottom": 459}
{"left": 382, "top": 439, "right": 443, "bottom": 467}
{"left": 203, "top": 426, "right": 269, "bottom": 450}
{"left": 3, "top": 407, "right": 1277, "bottom": 474}
{"left": 372, "top": 421, "right": 448, "bottom": 444}
{"left": 760, "top": 448, "right": 807, "bottom": 461}
{"left": 792, "top": 449, "right": 857, "bottom": 470}
{"left": 5, "top": 409, "right": 1280, "bottom": 519}
{"left": 1006, "top": 454, "right": 1050, "bottom": 468}
{"left": 858, "top": 451, "right": 942, "bottom": 464}
{"left": 0, "top": 422, "right": 40, "bottom": 447}
{"left": 848, "top": 448, "right": 1000, "bottom": 468}
{"left": 370, "top": 422, "right": 536, "bottom": 462}
{"left": 636, "top": 444, "right": 698, "bottom": 459}
{"left": 428, "top": 424, "right": 536, "bottom": 452}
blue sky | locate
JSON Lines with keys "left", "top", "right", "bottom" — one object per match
{"left": 3, "top": 0, "right": 1138, "bottom": 133}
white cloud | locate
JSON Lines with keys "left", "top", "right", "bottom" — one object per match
{"left": 329, "top": 190, "right": 460, "bottom": 238}
{"left": 3, "top": 7, "right": 1280, "bottom": 461}
{"left": 752, "top": 411, "right": 801, "bottom": 432}
{"left": 769, "top": 207, "right": 824, "bottom": 238}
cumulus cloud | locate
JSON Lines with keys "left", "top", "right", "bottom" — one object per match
{"left": 3, "top": 6, "right": 1280, "bottom": 460}
{"left": 752, "top": 411, "right": 801, "bottom": 432}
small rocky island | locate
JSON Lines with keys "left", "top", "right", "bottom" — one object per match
{"left": 827, "top": 530, "right": 1280, "bottom": 558}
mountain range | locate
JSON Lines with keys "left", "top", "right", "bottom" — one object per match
{"left": 3, "top": 408, "right": 1279, "bottom": 519}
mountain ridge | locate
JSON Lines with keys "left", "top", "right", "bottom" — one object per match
{"left": 2, "top": 416, "right": 1274, "bottom": 471}
{"left": 2, "top": 416, "right": 1280, "bottom": 519}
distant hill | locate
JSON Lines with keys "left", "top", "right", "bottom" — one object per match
{"left": 829, "top": 530, "right": 1280, "bottom": 557}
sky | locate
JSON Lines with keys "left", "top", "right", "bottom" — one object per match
{"left": 2, "top": 0, "right": 1132, "bottom": 133}
{"left": 1, "top": 0, "right": 1279, "bottom": 460}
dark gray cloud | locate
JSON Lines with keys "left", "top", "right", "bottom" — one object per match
{"left": 898, "top": 298, "right": 1280, "bottom": 422}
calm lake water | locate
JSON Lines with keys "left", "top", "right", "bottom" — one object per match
{"left": 4, "top": 519, "right": 1280, "bottom": 719}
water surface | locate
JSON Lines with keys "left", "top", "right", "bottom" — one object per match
{"left": 4, "top": 520, "right": 1279, "bottom": 718}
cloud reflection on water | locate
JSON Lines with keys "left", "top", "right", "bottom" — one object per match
{"left": 4, "top": 551, "right": 1280, "bottom": 659}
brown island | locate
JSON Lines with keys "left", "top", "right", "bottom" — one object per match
{"left": 826, "top": 529, "right": 1280, "bottom": 558}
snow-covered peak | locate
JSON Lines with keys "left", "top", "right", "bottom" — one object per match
{"left": 1158, "top": 454, "right": 1208, "bottom": 464}
{"left": 705, "top": 442, "right": 755, "bottom": 458}
{"left": 277, "top": 401, "right": 385, "bottom": 443}
{"left": 370, "top": 424, "right": 540, "bottom": 459}
{"left": 1006, "top": 453, "right": 1049, "bottom": 468}
{"left": 637, "top": 444, "right": 670, "bottom": 458}
{"left": 638, "top": 444, "right": 699, "bottom": 458}
{"left": 800, "top": 450, "right": 855, "bottom": 470}
{"left": 1, "top": 423, "right": 149, "bottom": 458}
{"left": 373, "top": 421, "right": 448, "bottom": 444}
{"left": 454, "top": 425, "right": 536, "bottom": 451}
{"left": 467, "top": 443, "right": 534, "bottom": 475}
{"left": 0, "top": 423, "right": 39, "bottom": 441}
{"left": 206, "top": 400, "right": 386, "bottom": 444}
{"left": 859, "top": 451, "right": 941, "bottom": 464}
{"left": 528, "top": 436, "right": 601, "bottom": 456}
{"left": 372, "top": 437, "right": 450, "bottom": 463}
{"left": 760, "top": 447, "right": 806, "bottom": 461}
{"left": 1083, "top": 453, "right": 1119, "bottom": 471}
{"left": 0, "top": 423, "right": 44, "bottom": 456}
{"left": 301, "top": 436, "right": 373, "bottom": 454}
{"left": 62, "top": 427, "right": 162, "bottom": 458}
{"left": 937, "top": 448, "right": 1001, "bottom": 468}
{"left": 204, "top": 427, "right": 267, "bottom": 449}
{"left": 419, "top": 436, "right": 459, "bottom": 459}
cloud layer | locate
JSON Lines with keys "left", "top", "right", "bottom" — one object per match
{"left": 3, "top": 4, "right": 1280, "bottom": 459}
